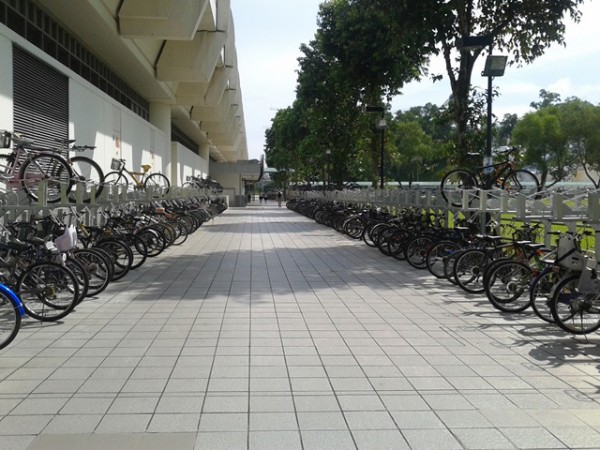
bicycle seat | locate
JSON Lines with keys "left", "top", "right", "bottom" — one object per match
{"left": 55, "top": 138, "right": 76, "bottom": 145}
{"left": 12, "top": 135, "right": 34, "bottom": 146}
{"left": 141, "top": 164, "right": 152, "bottom": 172}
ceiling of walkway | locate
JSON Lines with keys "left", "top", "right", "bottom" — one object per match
{"left": 37, "top": 0, "right": 247, "bottom": 162}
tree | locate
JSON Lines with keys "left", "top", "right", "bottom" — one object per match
{"left": 296, "top": 0, "right": 436, "bottom": 186}
{"left": 530, "top": 89, "right": 562, "bottom": 110}
{"left": 434, "top": 0, "right": 584, "bottom": 164}
{"left": 512, "top": 107, "right": 575, "bottom": 187}
{"left": 557, "top": 98, "right": 600, "bottom": 187}
{"left": 390, "top": 121, "right": 435, "bottom": 187}
{"left": 494, "top": 113, "right": 518, "bottom": 147}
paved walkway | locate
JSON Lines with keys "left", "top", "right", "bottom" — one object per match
{"left": 1, "top": 204, "right": 600, "bottom": 450}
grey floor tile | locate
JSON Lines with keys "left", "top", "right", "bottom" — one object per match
{"left": 147, "top": 413, "right": 201, "bottom": 432}
{"left": 352, "top": 430, "right": 410, "bottom": 450}
{"left": 195, "top": 431, "right": 247, "bottom": 450}
{"left": 249, "top": 430, "right": 302, "bottom": 450}
{"left": 95, "top": 413, "right": 152, "bottom": 433}
{"left": 301, "top": 430, "right": 357, "bottom": 450}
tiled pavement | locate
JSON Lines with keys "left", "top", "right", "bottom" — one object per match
{"left": 1, "top": 204, "right": 600, "bottom": 450}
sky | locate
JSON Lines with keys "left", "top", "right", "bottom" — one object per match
{"left": 230, "top": 0, "right": 600, "bottom": 161}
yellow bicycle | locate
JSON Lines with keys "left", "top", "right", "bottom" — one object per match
{"left": 104, "top": 158, "right": 170, "bottom": 196}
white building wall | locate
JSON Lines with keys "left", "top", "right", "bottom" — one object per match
{"left": 0, "top": 23, "right": 203, "bottom": 184}
{"left": 172, "top": 142, "right": 209, "bottom": 186}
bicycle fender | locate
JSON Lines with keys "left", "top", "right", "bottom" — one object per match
{"left": 0, "top": 283, "right": 25, "bottom": 316}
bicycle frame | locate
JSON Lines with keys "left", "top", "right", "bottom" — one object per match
{"left": 0, "top": 146, "right": 70, "bottom": 187}
{"left": 476, "top": 159, "right": 516, "bottom": 190}
{"left": 113, "top": 165, "right": 151, "bottom": 188}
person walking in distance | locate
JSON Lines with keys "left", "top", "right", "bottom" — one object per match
{"left": 277, "top": 190, "right": 283, "bottom": 207}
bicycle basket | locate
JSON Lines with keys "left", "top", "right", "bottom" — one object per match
{"left": 54, "top": 225, "right": 77, "bottom": 252}
{"left": 556, "top": 234, "right": 585, "bottom": 270}
{"left": 111, "top": 158, "right": 123, "bottom": 171}
{"left": 0, "top": 131, "right": 11, "bottom": 149}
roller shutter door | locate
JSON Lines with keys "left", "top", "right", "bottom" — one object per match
{"left": 13, "top": 45, "right": 68, "bottom": 149}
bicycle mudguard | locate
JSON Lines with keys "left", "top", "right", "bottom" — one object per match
{"left": 0, "top": 283, "right": 25, "bottom": 317}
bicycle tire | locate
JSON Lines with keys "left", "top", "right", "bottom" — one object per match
{"left": 343, "top": 218, "right": 363, "bottom": 239}
{"left": 484, "top": 260, "right": 532, "bottom": 313}
{"left": 440, "top": 169, "right": 478, "bottom": 207}
{"left": 502, "top": 169, "right": 540, "bottom": 196}
{"left": 550, "top": 274, "right": 600, "bottom": 335}
{"left": 123, "top": 233, "right": 148, "bottom": 270}
{"left": 65, "top": 256, "right": 90, "bottom": 305}
{"left": 0, "top": 285, "right": 22, "bottom": 350}
{"left": 388, "top": 229, "right": 408, "bottom": 261}
{"left": 20, "top": 153, "right": 74, "bottom": 203}
{"left": 171, "top": 221, "right": 188, "bottom": 246}
{"left": 404, "top": 235, "right": 435, "bottom": 269}
{"left": 69, "top": 156, "right": 105, "bottom": 202}
{"left": 453, "top": 249, "right": 487, "bottom": 293}
{"left": 426, "top": 241, "right": 460, "bottom": 279}
{"left": 530, "top": 268, "right": 559, "bottom": 323}
{"left": 95, "top": 239, "right": 133, "bottom": 281}
{"left": 363, "top": 223, "right": 388, "bottom": 247}
{"left": 144, "top": 173, "right": 170, "bottom": 196}
{"left": 104, "top": 171, "right": 129, "bottom": 191}
{"left": 17, "top": 261, "right": 79, "bottom": 321}
{"left": 135, "top": 227, "right": 167, "bottom": 257}
{"left": 73, "top": 248, "right": 112, "bottom": 296}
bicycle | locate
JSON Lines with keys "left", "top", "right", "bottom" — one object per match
{"left": 0, "top": 131, "right": 74, "bottom": 203}
{"left": 440, "top": 147, "right": 540, "bottom": 207}
{"left": 104, "top": 158, "right": 170, "bottom": 197}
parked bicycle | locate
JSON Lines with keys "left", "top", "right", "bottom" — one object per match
{"left": 104, "top": 158, "right": 170, "bottom": 197}
{"left": 0, "top": 131, "right": 74, "bottom": 203}
{"left": 440, "top": 147, "right": 540, "bottom": 207}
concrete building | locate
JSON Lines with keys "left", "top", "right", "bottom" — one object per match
{"left": 0, "top": 0, "right": 261, "bottom": 203}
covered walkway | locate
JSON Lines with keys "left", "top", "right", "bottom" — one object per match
{"left": 1, "top": 204, "right": 600, "bottom": 450}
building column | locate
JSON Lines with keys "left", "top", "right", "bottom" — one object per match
{"left": 149, "top": 102, "right": 173, "bottom": 182}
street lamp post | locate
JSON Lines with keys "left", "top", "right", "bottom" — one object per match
{"left": 457, "top": 35, "right": 507, "bottom": 169}
{"left": 324, "top": 148, "right": 331, "bottom": 192}
{"left": 365, "top": 106, "right": 387, "bottom": 189}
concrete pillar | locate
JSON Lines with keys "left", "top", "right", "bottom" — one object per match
{"left": 149, "top": 102, "right": 173, "bottom": 182}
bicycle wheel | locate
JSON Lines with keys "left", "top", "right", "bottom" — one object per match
{"left": 69, "top": 156, "right": 105, "bottom": 202}
{"left": 170, "top": 221, "right": 188, "bottom": 246}
{"left": 104, "top": 171, "right": 129, "bottom": 192}
{"left": 121, "top": 233, "right": 148, "bottom": 270}
{"left": 426, "top": 241, "right": 460, "bottom": 278}
{"left": 453, "top": 249, "right": 487, "bottom": 293}
{"left": 135, "top": 227, "right": 167, "bottom": 257}
{"left": 0, "top": 285, "right": 22, "bottom": 350}
{"left": 65, "top": 257, "right": 90, "bottom": 305}
{"left": 95, "top": 239, "right": 133, "bottom": 281}
{"left": 343, "top": 218, "right": 364, "bottom": 239}
{"left": 73, "top": 248, "right": 112, "bottom": 296}
{"left": 440, "top": 169, "right": 478, "bottom": 207}
{"left": 363, "top": 223, "right": 388, "bottom": 248}
{"left": 404, "top": 235, "right": 435, "bottom": 269}
{"left": 17, "top": 261, "right": 78, "bottom": 321}
{"left": 144, "top": 173, "right": 170, "bottom": 196}
{"left": 20, "top": 153, "right": 74, "bottom": 203}
{"left": 484, "top": 260, "right": 532, "bottom": 313}
{"left": 530, "top": 268, "right": 560, "bottom": 323}
{"left": 388, "top": 230, "right": 409, "bottom": 261}
{"left": 550, "top": 274, "right": 600, "bottom": 335}
{"left": 502, "top": 169, "right": 540, "bottom": 196}
{"left": 443, "top": 249, "right": 466, "bottom": 285}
